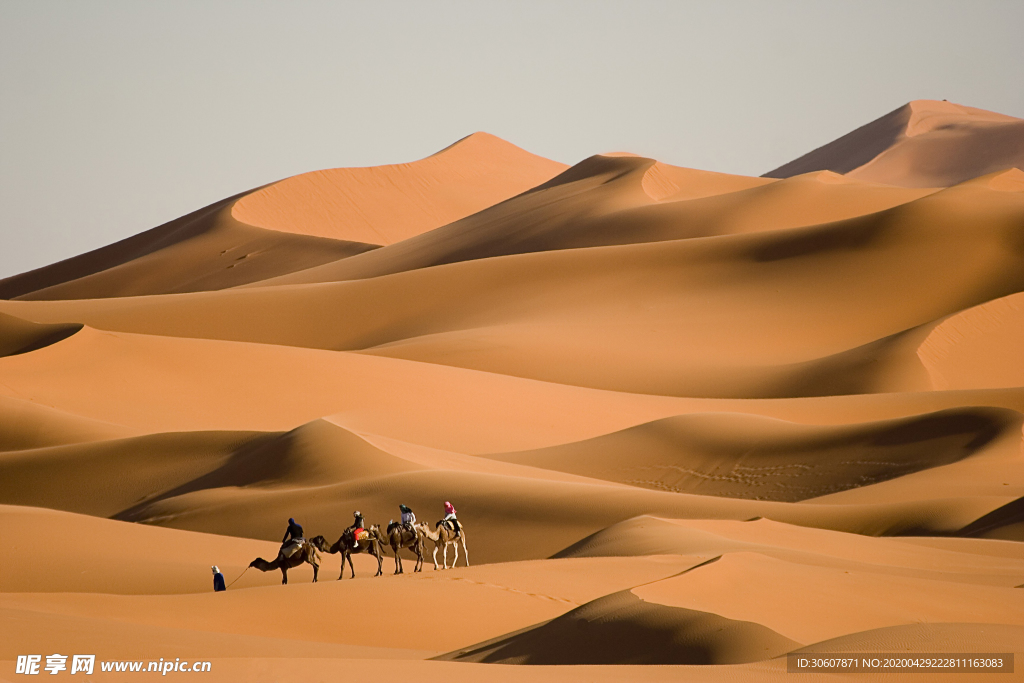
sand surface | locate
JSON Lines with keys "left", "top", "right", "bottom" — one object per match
{"left": 766, "top": 99, "right": 1024, "bottom": 188}
{"left": 2, "top": 103, "right": 1023, "bottom": 681}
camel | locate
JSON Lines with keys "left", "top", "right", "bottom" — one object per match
{"left": 385, "top": 521, "right": 425, "bottom": 574}
{"left": 309, "top": 525, "right": 386, "bottom": 579}
{"left": 418, "top": 520, "right": 469, "bottom": 570}
{"left": 248, "top": 540, "right": 321, "bottom": 585}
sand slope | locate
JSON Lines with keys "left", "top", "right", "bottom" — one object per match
{"left": 5, "top": 169, "right": 1021, "bottom": 399}
{"left": 5, "top": 507, "right": 1018, "bottom": 677}
{"left": 439, "top": 590, "right": 802, "bottom": 665}
{"left": 488, "top": 408, "right": 1022, "bottom": 501}
{"left": 231, "top": 132, "right": 568, "bottom": 244}
{"left": 0, "top": 133, "right": 566, "bottom": 301}
{"left": 253, "top": 159, "right": 934, "bottom": 288}
{"left": 0, "top": 195, "right": 379, "bottom": 301}
{"left": 0, "top": 311, "right": 80, "bottom": 357}
{"left": 444, "top": 516, "right": 1024, "bottom": 664}
{"left": 766, "top": 100, "right": 1024, "bottom": 188}
{"left": 0, "top": 393, "right": 131, "bottom": 452}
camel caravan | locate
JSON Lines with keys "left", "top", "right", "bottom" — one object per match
{"left": 247, "top": 502, "right": 468, "bottom": 584}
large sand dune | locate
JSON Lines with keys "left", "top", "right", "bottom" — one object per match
{"left": 766, "top": 100, "right": 1024, "bottom": 188}
{"left": 1, "top": 102, "right": 1022, "bottom": 681}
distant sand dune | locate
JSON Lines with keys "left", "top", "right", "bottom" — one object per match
{"left": 766, "top": 100, "right": 1024, "bottom": 188}
{"left": 0, "top": 194, "right": 379, "bottom": 300}
{"left": 252, "top": 158, "right": 935, "bottom": 288}
{"left": 231, "top": 132, "right": 568, "bottom": 244}
{"left": 4, "top": 170, "right": 1022, "bottom": 399}
{"left": 487, "top": 408, "right": 1021, "bottom": 502}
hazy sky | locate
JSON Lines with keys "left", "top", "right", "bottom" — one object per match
{"left": 2, "top": 1, "right": 1022, "bottom": 279}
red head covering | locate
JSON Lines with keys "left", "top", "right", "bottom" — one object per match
{"left": 444, "top": 501, "right": 456, "bottom": 515}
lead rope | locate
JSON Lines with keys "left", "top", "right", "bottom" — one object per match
{"left": 226, "top": 565, "right": 251, "bottom": 589}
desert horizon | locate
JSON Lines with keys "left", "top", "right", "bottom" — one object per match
{"left": 2, "top": 97, "right": 1023, "bottom": 681}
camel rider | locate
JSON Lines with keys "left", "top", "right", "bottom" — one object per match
{"left": 399, "top": 504, "right": 416, "bottom": 532}
{"left": 443, "top": 501, "right": 460, "bottom": 534}
{"left": 346, "top": 511, "right": 366, "bottom": 546}
{"left": 280, "top": 517, "right": 304, "bottom": 558}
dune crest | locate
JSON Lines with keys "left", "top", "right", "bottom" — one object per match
{"left": 766, "top": 99, "right": 1024, "bottom": 188}
{"left": 230, "top": 132, "right": 568, "bottom": 244}
{"left": 918, "top": 291, "right": 1024, "bottom": 391}
{"left": 640, "top": 161, "right": 773, "bottom": 201}
{"left": 0, "top": 310, "right": 81, "bottom": 357}
{"left": 0, "top": 194, "right": 378, "bottom": 301}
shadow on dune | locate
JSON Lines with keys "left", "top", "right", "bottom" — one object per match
{"left": 956, "top": 496, "right": 1024, "bottom": 541}
{"left": 0, "top": 193, "right": 378, "bottom": 301}
{"left": 434, "top": 587, "right": 801, "bottom": 665}
{"left": 0, "top": 311, "right": 82, "bottom": 358}
{"left": 114, "top": 419, "right": 419, "bottom": 523}
{"left": 488, "top": 407, "right": 1017, "bottom": 502}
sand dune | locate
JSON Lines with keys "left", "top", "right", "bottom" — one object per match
{"left": 918, "top": 288, "right": 1024, "bottom": 390}
{"left": 0, "top": 310, "right": 80, "bottom": 357}
{"left": 445, "top": 516, "right": 1024, "bottom": 664}
{"left": 555, "top": 517, "right": 1024, "bottom": 585}
{"left": 0, "top": 505, "right": 285, "bottom": 595}
{"left": 793, "top": 622, "right": 1024, "bottom": 656}
{"left": 957, "top": 496, "right": 1024, "bottom": 541}
{"left": 2, "top": 101, "right": 1023, "bottom": 679}
{"left": 252, "top": 159, "right": 935, "bottom": 288}
{"left": 633, "top": 552, "right": 1024, "bottom": 644}
{"left": 0, "top": 195, "right": 379, "bottom": 301}
{"left": 0, "top": 325, "right": 690, "bottom": 450}
{"left": 0, "top": 431, "right": 267, "bottom": 517}
{"left": 766, "top": 100, "right": 1024, "bottom": 188}
{"left": 5, "top": 169, "right": 1020, "bottom": 399}
{"left": 0, "top": 394, "right": 130, "bottom": 452}
{"left": 439, "top": 590, "right": 802, "bottom": 665}
{"left": 0, "top": 133, "right": 565, "bottom": 301}
{"left": 639, "top": 160, "right": 774, "bottom": 201}
{"left": 488, "top": 408, "right": 1022, "bottom": 502}
{"left": 231, "top": 132, "right": 568, "bottom": 244}
{"left": 8, "top": 506, "right": 1016, "bottom": 676}
{"left": 0, "top": 506, "right": 706, "bottom": 657}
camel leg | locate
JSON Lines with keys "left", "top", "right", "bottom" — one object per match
{"left": 449, "top": 542, "right": 456, "bottom": 568}
{"left": 281, "top": 566, "right": 288, "bottom": 585}
{"left": 312, "top": 560, "right": 319, "bottom": 583}
{"left": 338, "top": 551, "right": 346, "bottom": 581}
{"left": 431, "top": 544, "right": 440, "bottom": 570}
{"left": 347, "top": 552, "right": 356, "bottom": 579}
{"left": 373, "top": 542, "right": 383, "bottom": 577}
{"left": 461, "top": 535, "right": 470, "bottom": 567}
{"left": 394, "top": 545, "right": 402, "bottom": 574}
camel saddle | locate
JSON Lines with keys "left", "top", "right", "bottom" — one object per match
{"left": 387, "top": 521, "right": 417, "bottom": 541}
{"left": 280, "top": 538, "right": 304, "bottom": 558}
{"left": 439, "top": 519, "right": 460, "bottom": 535}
